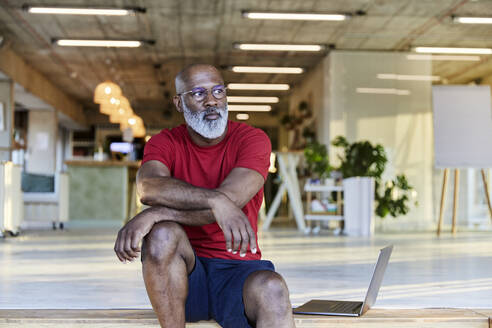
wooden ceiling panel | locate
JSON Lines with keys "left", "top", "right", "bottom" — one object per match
{"left": 1, "top": 0, "right": 492, "bottom": 116}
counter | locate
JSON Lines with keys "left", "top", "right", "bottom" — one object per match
{"left": 66, "top": 160, "right": 140, "bottom": 222}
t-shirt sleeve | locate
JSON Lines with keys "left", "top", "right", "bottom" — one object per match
{"left": 141, "top": 131, "right": 175, "bottom": 172}
{"left": 235, "top": 128, "right": 272, "bottom": 180}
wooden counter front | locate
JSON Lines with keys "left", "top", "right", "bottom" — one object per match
{"left": 65, "top": 161, "right": 140, "bottom": 222}
{"left": 65, "top": 160, "right": 140, "bottom": 168}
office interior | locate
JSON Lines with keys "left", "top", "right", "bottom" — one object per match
{"left": 1, "top": 0, "right": 492, "bottom": 326}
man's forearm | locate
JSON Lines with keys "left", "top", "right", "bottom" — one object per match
{"left": 138, "top": 176, "right": 225, "bottom": 210}
{"left": 145, "top": 205, "right": 216, "bottom": 226}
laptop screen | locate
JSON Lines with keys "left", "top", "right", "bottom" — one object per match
{"left": 360, "top": 245, "right": 393, "bottom": 315}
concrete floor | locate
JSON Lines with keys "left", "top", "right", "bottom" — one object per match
{"left": 1, "top": 224, "right": 492, "bottom": 310}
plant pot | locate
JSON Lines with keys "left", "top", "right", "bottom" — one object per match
{"left": 342, "top": 177, "right": 375, "bottom": 237}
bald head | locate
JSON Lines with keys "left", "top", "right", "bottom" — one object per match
{"left": 175, "top": 64, "right": 224, "bottom": 94}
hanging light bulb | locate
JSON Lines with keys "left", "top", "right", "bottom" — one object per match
{"left": 120, "top": 115, "right": 146, "bottom": 137}
{"left": 94, "top": 81, "right": 122, "bottom": 104}
{"left": 100, "top": 98, "right": 120, "bottom": 115}
{"left": 133, "top": 125, "right": 146, "bottom": 138}
{"left": 109, "top": 97, "right": 133, "bottom": 123}
{"left": 100, "top": 103, "right": 114, "bottom": 115}
{"left": 120, "top": 115, "right": 143, "bottom": 131}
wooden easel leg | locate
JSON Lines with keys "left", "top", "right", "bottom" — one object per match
{"left": 452, "top": 169, "right": 460, "bottom": 235}
{"left": 480, "top": 169, "right": 492, "bottom": 223}
{"left": 437, "top": 169, "right": 449, "bottom": 236}
{"left": 306, "top": 190, "right": 312, "bottom": 233}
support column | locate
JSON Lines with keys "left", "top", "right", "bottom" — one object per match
{"left": 0, "top": 79, "right": 14, "bottom": 161}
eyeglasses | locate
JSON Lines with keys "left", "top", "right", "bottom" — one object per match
{"left": 178, "top": 85, "right": 227, "bottom": 102}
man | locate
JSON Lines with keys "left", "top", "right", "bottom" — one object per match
{"left": 114, "top": 64, "right": 296, "bottom": 328}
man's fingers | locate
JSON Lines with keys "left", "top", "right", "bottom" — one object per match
{"left": 119, "top": 230, "right": 132, "bottom": 261}
{"left": 239, "top": 226, "right": 250, "bottom": 257}
{"left": 232, "top": 228, "right": 241, "bottom": 254}
{"left": 223, "top": 228, "right": 233, "bottom": 253}
{"left": 115, "top": 230, "right": 127, "bottom": 262}
{"left": 246, "top": 224, "right": 257, "bottom": 254}
{"left": 115, "top": 250, "right": 125, "bottom": 263}
{"left": 114, "top": 232, "right": 125, "bottom": 262}
{"left": 124, "top": 231, "right": 139, "bottom": 259}
{"left": 131, "top": 232, "right": 142, "bottom": 253}
{"left": 114, "top": 231, "right": 120, "bottom": 254}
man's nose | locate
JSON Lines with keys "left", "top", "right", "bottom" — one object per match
{"left": 203, "top": 91, "right": 218, "bottom": 108}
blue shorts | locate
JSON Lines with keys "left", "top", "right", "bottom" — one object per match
{"left": 185, "top": 256, "right": 275, "bottom": 328}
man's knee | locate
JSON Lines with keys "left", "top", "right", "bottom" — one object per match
{"left": 142, "top": 221, "right": 186, "bottom": 263}
{"left": 244, "top": 271, "right": 291, "bottom": 306}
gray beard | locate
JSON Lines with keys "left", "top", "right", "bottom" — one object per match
{"left": 182, "top": 103, "right": 228, "bottom": 139}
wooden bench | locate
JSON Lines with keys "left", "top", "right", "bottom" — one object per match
{"left": 0, "top": 309, "right": 491, "bottom": 327}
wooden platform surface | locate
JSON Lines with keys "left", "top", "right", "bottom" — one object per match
{"left": 0, "top": 309, "right": 490, "bottom": 328}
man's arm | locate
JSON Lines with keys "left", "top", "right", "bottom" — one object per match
{"left": 114, "top": 160, "right": 265, "bottom": 262}
{"left": 137, "top": 160, "right": 263, "bottom": 210}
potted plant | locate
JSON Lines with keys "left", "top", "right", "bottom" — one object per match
{"left": 331, "top": 136, "right": 416, "bottom": 219}
{"left": 303, "top": 140, "right": 333, "bottom": 184}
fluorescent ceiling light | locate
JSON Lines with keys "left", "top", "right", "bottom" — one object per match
{"left": 55, "top": 39, "right": 142, "bottom": 47}
{"left": 242, "top": 11, "right": 348, "bottom": 21}
{"left": 236, "top": 113, "right": 250, "bottom": 120}
{"left": 227, "top": 96, "right": 279, "bottom": 103}
{"left": 25, "top": 7, "right": 131, "bottom": 16}
{"left": 356, "top": 88, "right": 411, "bottom": 96}
{"left": 377, "top": 73, "right": 440, "bottom": 81}
{"left": 231, "top": 66, "right": 304, "bottom": 74}
{"left": 236, "top": 43, "right": 323, "bottom": 52}
{"left": 453, "top": 16, "right": 492, "bottom": 24}
{"left": 406, "top": 54, "right": 481, "bottom": 61}
{"left": 413, "top": 47, "right": 492, "bottom": 55}
{"left": 227, "top": 83, "right": 290, "bottom": 90}
{"left": 228, "top": 105, "right": 272, "bottom": 112}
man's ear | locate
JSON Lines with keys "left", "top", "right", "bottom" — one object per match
{"left": 173, "top": 95, "right": 183, "bottom": 113}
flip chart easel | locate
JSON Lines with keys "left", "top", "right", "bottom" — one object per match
{"left": 262, "top": 152, "right": 305, "bottom": 232}
{"left": 437, "top": 168, "right": 492, "bottom": 235}
{"left": 432, "top": 85, "right": 492, "bottom": 235}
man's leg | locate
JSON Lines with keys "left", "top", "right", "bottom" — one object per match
{"left": 141, "top": 221, "right": 195, "bottom": 328}
{"left": 243, "top": 271, "right": 296, "bottom": 328}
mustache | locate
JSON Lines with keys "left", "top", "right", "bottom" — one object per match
{"left": 201, "top": 106, "right": 226, "bottom": 117}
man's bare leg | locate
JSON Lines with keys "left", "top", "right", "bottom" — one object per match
{"left": 142, "top": 222, "right": 195, "bottom": 328}
{"left": 243, "top": 271, "right": 296, "bottom": 328}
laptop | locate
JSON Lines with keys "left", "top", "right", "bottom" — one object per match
{"left": 293, "top": 245, "right": 393, "bottom": 317}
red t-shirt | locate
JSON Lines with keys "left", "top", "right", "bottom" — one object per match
{"left": 142, "top": 120, "right": 271, "bottom": 260}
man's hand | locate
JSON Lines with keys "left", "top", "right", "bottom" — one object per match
{"left": 114, "top": 208, "right": 158, "bottom": 262}
{"left": 210, "top": 192, "right": 257, "bottom": 257}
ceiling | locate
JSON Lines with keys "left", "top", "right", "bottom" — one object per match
{"left": 1, "top": 0, "right": 492, "bottom": 125}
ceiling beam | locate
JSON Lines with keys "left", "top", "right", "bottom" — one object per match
{"left": 0, "top": 46, "right": 87, "bottom": 127}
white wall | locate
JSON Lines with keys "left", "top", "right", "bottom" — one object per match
{"left": 326, "top": 51, "right": 434, "bottom": 231}
{"left": 291, "top": 51, "right": 439, "bottom": 231}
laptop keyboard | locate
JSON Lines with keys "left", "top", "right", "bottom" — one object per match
{"left": 293, "top": 299, "right": 363, "bottom": 315}
{"left": 328, "top": 301, "right": 360, "bottom": 313}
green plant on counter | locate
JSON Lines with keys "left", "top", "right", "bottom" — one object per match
{"left": 304, "top": 141, "right": 333, "bottom": 179}
{"left": 332, "top": 136, "right": 416, "bottom": 219}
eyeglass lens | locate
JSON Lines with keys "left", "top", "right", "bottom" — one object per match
{"left": 190, "top": 86, "right": 226, "bottom": 101}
